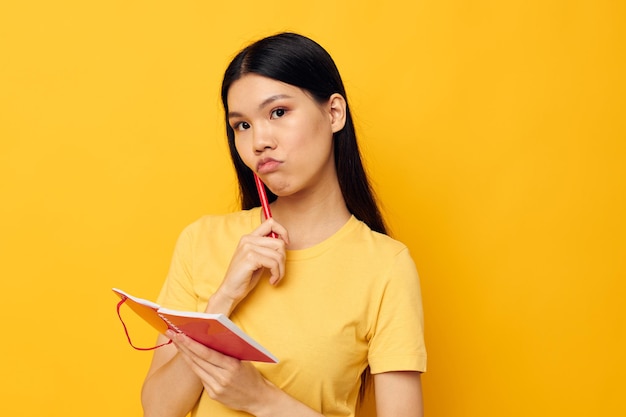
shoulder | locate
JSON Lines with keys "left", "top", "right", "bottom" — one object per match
{"left": 168, "top": 208, "right": 262, "bottom": 271}
{"left": 171, "top": 208, "right": 261, "bottom": 254}
{"left": 336, "top": 217, "right": 418, "bottom": 284}
{"left": 350, "top": 217, "right": 411, "bottom": 258}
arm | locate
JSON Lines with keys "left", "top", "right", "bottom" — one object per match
{"left": 141, "top": 335, "right": 203, "bottom": 417}
{"left": 141, "top": 219, "right": 289, "bottom": 416}
{"left": 374, "top": 371, "right": 423, "bottom": 417}
{"left": 166, "top": 334, "right": 424, "bottom": 417}
{"left": 169, "top": 331, "right": 325, "bottom": 417}
{"left": 369, "top": 249, "right": 426, "bottom": 417}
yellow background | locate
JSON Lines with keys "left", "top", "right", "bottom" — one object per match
{"left": 1, "top": 1, "right": 624, "bottom": 416}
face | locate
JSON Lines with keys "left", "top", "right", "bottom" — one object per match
{"left": 227, "top": 73, "right": 346, "bottom": 198}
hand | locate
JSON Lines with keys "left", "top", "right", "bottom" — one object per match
{"left": 214, "top": 219, "right": 289, "bottom": 311}
{"left": 168, "top": 331, "right": 273, "bottom": 414}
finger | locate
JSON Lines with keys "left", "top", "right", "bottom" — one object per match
{"left": 170, "top": 332, "right": 236, "bottom": 370}
{"left": 249, "top": 245, "right": 286, "bottom": 284}
{"left": 169, "top": 333, "right": 233, "bottom": 392}
{"left": 240, "top": 234, "right": 286, "bottom": 254}
{"left": 253, "top": 219, "right": 290, "bottom": 244}
{"left": 237, "top": 236, "right": 285, "bottom": 268}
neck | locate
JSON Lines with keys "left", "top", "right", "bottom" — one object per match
{"left": 270, "top": 184, "right": 351, "bottom": 250}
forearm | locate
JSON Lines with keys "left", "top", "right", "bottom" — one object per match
{"left": 243, "top": 379, "right": 324, "bottom": 417}
{"left": 141, "top": 351, "right": 204, "bottom": 417}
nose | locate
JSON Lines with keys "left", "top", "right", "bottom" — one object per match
{"left": 252, "top": 122, "right": 276, "bottom": 153}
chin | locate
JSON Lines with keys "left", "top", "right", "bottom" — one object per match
{"left": 264, "top": 178, "right": 291, "bottom": 195}
{"left": 267, "top": 185, "right": 296, "bottom": 198}
{"left": 269, "top": 189, "right": 290, "bottom": 198}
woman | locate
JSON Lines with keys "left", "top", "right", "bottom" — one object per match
{"left": 142, "top": 32, "right": 426, "bottom": 417}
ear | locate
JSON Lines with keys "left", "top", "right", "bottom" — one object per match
{"left": 328, "top": 93, "right": 347, "bottom": 133}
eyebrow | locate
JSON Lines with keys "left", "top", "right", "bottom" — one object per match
{"left": 228, "top": 94, "right": 294, "bottom": 119}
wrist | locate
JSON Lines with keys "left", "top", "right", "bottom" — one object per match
{"left": 244, "top": 379, "right": 282, "bottom": 417}
{"left": 205, "top": 290, "right": 238, "bottom": 316}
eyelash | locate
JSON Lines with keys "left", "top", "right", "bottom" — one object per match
{"left": 233, "top": 121, "right": 250, "bottom": 131}
{"left": 232, "top": 107, "right": 288, "bottom": 131}
{"left": 271, "top": 108, "right": 287, "bottom": 119}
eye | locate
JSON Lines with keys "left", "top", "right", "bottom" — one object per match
{"left": 270, "top": 108, "right": 286, "bottom": 119}
{"left": 233, "top": 121, "right": 251, "bottom": 131}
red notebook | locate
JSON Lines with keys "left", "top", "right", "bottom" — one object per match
{"left": 113, "top": 288, "right": 278, "bottom": 363}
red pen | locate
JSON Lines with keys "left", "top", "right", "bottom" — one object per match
{"left": 254, "top": 173, "right": 278, "bottom": 238}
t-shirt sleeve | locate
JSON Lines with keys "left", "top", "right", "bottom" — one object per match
{"left": 155, "top": 224, "right": 199, "bottom": 311}
{"left": 367, "top": 247, "right": 427, "bottom": 374}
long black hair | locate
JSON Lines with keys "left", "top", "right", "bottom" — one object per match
{"left": 221, "top": 32, "right": 387, "bottom": 235}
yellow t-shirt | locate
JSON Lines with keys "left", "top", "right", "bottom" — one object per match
{"left": 157, "top": 208, "right": 426, "bottom": 417}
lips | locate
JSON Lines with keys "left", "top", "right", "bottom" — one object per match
{"left": 257, "top": 158, "right": 282, "bottom": 174}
